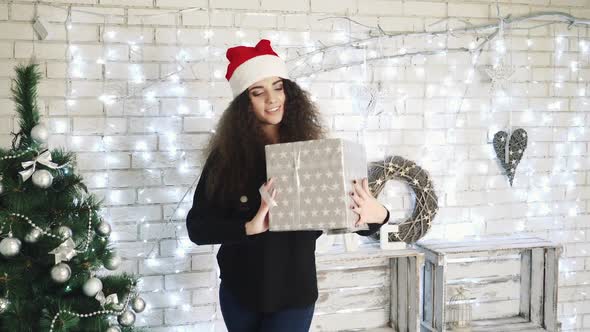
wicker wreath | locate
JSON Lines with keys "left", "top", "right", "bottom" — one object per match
{"left": 368, "top": 155, "right": 438, "bottom": 243}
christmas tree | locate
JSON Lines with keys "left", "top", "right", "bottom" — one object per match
{"left": 0, "top": 63, "right": 146, "bottom": 331}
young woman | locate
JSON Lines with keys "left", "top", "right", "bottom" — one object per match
{"left": 186, "top": 39, "right": 390, "bottom": 332}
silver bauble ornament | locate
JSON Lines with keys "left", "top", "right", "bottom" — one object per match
{"left": 117, "top": 310, "right": 136, "bottom": 327}
{"left": 30, "top": 124, "right": 49, "bottom": 144}
{"left": 57, "top": 226, "right": 73, "bottom": 239}
{"left": 105, "top": 327, "right": 121, "bottom": 332}
{"left": 50, "top": 263, "right": 71, "bottom": 283}
{"left": 104, "top": 254, "right": 121, "bottom": 270}
{"left": 0, "top": 297, "right": 10, "bottom": 313}
{"left": 32, "top": 169, "right": 53, "bottom": 189}
{"left": 82, "top": 277, "right": 103, "bottom": 297}
{"left": 131, "top": 296, "right": 146, "bottom": 313}
{"left": 0, "top": 182, "right": 4, "bottom": 195}
{"left": 25, "top": 228, "right": 43, "bottom": 243}
{"left": 0, "top": 236, "right": 21, "bottom": 257}
{"left": 96, "top": 221, "right": 112, "bottom": 237}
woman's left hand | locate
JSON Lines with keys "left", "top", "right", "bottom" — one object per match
{"left": 349, "top": 177, "right": 388, "bottom": 227}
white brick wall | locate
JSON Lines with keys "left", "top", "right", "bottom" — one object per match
{"left": 1, "top": 0, "right": 589, "bottom": 330}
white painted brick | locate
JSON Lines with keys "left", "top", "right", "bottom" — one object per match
{"left": 0, "top": 42, "right": 13, "bottom": 58}
{"left": 45, "top": 24, "right": 98, "bottom": 42}
{"left": 106, "top": 62, "right": 159, "bottom": 80}
{"left": 140, "top": 222, "right": 181, "bottom": 240}
{"left": 235, "top": 13, "right": 278, "bottom": 28}
{"left": 209, "top": 11, "right": 235, "bottom": 27}
{"left": 139, "top": 256, "right": 191, "bottom": 275}
{"left": 190, "top": 253, "right": 216, "bottom": 271}
{"left": 73, "top": 117, "right": 127, "bottom": 134}
{"left": 94, "top": 188, "right": 137, "bottom": 205}
{"left": 183, "top": 117, "right": 214, "bottom": 132}
{"left": 182, "top": 10, "right": 211, "bottom": 26}
{"left": 311, "top": 0, "right": 357, "bottom": 14}
{"left": 132, "top": 151, "right": 201, "bottom": 169}
{"left": 260, "top": 0, "right": 308, "bottom": 12}
{"left": 0, "top": 4, "right": 7, "bottom": 20}
{"left": 109, "top": 205, "right": 162, "bottom": 223}
{"left": 48, "top": 99, "right": 103, "bottom": 116}
{"left": 103, "top": 135, "right": 158, "bottom": 151}
{"left": 109, "top": 224, "right": 138, "bottom": 241}
{"left": 210, "top": 0, "right": 259, "bottom": 10}
{"left": 159, "top": 133, "right": 209, "bottom": 151}
{"left": 164, "top": 305, "right": 216, "bottom": 324}
{"left": 69, "top": 81, "right": 106, "bottom": 97}
{"left": 403, "top": 2, "right": 447, "bottom": 17}
{"left": 378, "top": 17, "right": 424, "bottom": 32}
{"left": 114, "top": 240, "right": 155, "bottom": 258}
{"left": 76, "top": 152, "right": 131, "bottom": 170}
{"left": 165, "top": 271, "right": 212, "bottom": 290}
{"left": 163, "top": 168, "right": 200, "bottom": 186}
{"left": 155, "top": 0, "right": 207, "bottom": 7}
{"left": 138, "top": 276, "right": 164, "bottom": 292}
{"left": 15, "top": 42, "right": 65, "bottom": 60}
{"left": 192, "top": 288, "right": 218, "bottom": 305}
{"left": 134, "top": 308, "right": 164, "bottom": 327}
{"left": 155, "top": 28, "right": 210, "bottom": 45}
{"left": 106, "top": 169, "right": 162, "bottom": 187}
{"left": 159, "top": 237, "right": 212, "bottom": 257}
{"left": 129, "top": 117, "right": 182, "bottom": 134}
{"left": 138, "top": 186, "right": 187, "bottom": 204}
{"left": 71, "top": 7, "right": 125, "bottom": 24}
{"left": 47, "top": 62, "right": 103, "bottom": 80}
{"left": 141, "top": 291, "right": 192, "bottom": 309}
{"left": 10, "top": 3, "right": 35, "bottom": 21}
{"left": 448, "top": 3, "right": 489, "bottom": 18}
{"left": 0, "top": 23, "right": 35, "bottom": 40}
{"left": 69, "top": 44, "right": 128, "bottom": 62}
{"left": 102, "top": 26, "right": 153, "bottom": 44}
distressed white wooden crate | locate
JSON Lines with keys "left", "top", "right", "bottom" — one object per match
{"left": 312, "top": 242, "right": 424, "bottom": 332}
{"left": 415, "top": 236, "right": 562, "bottom": 332}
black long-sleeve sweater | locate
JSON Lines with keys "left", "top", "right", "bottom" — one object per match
{"left": 186, "top": 152, "right": 389, "bottom": 313}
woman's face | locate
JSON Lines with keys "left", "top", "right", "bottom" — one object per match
{"left": 247, "top": 76, "right": 285, "bottom": 125}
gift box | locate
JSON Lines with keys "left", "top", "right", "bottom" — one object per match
{"left": 265, "top": 138, "right": 369, "bottom": 232}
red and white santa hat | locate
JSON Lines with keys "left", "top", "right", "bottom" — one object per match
{"left": 225, "top": 39, "right": 289, "bottom": 98}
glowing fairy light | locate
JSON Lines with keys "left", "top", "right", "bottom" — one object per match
{"left": 169, "top": 74, "right": 180, "bottom": 83}
{"left": 98, "top": 94, "right": 116, "bottom": 105}
{"left": 145, "top": 91, "right": 156, "bottom": 103}
{"left": 177, "top": 104, "right": 189, "bottom": 114}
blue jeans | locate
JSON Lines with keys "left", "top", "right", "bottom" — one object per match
{"left": 219, "top": 281, "right": 315, "bottom": 332}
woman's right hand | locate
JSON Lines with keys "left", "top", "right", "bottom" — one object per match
{"left": 245, "top": 177, "right": 277, "bottom": 235}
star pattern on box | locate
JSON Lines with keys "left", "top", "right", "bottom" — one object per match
{"left": 266, "top": 139, "right": 366, "bottom": 231}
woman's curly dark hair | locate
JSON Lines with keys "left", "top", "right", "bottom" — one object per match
{"left": 202, "top": 78, "right": 328, "bottom": 205}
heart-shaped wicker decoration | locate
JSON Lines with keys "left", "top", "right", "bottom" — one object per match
{"left": 368, "top": 155, "right": 438, "bottom": 244}
{"left": 493, "top": 128, "right": 528, "bottom": 186}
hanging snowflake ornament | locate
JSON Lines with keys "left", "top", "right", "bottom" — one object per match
{"left": 485, "top": 60, "right": 515, "bottom": 94}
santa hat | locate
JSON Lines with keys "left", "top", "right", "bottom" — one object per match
{"left": 225, "top": 39, "right": 289, "bottom": 98}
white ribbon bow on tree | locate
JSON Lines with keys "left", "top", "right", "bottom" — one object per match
{"left": 48, "top": 238, "right": 77, "bottom": 264}
{"left": 19, "top": 150, "right": 68, "bottom": 182}
{"left": 95, "top": 291, "right": 124, "bottom": 310}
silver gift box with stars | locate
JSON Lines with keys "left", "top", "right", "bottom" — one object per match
{"left": 265, "top": 138, "right": 370, "bottom": 233}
